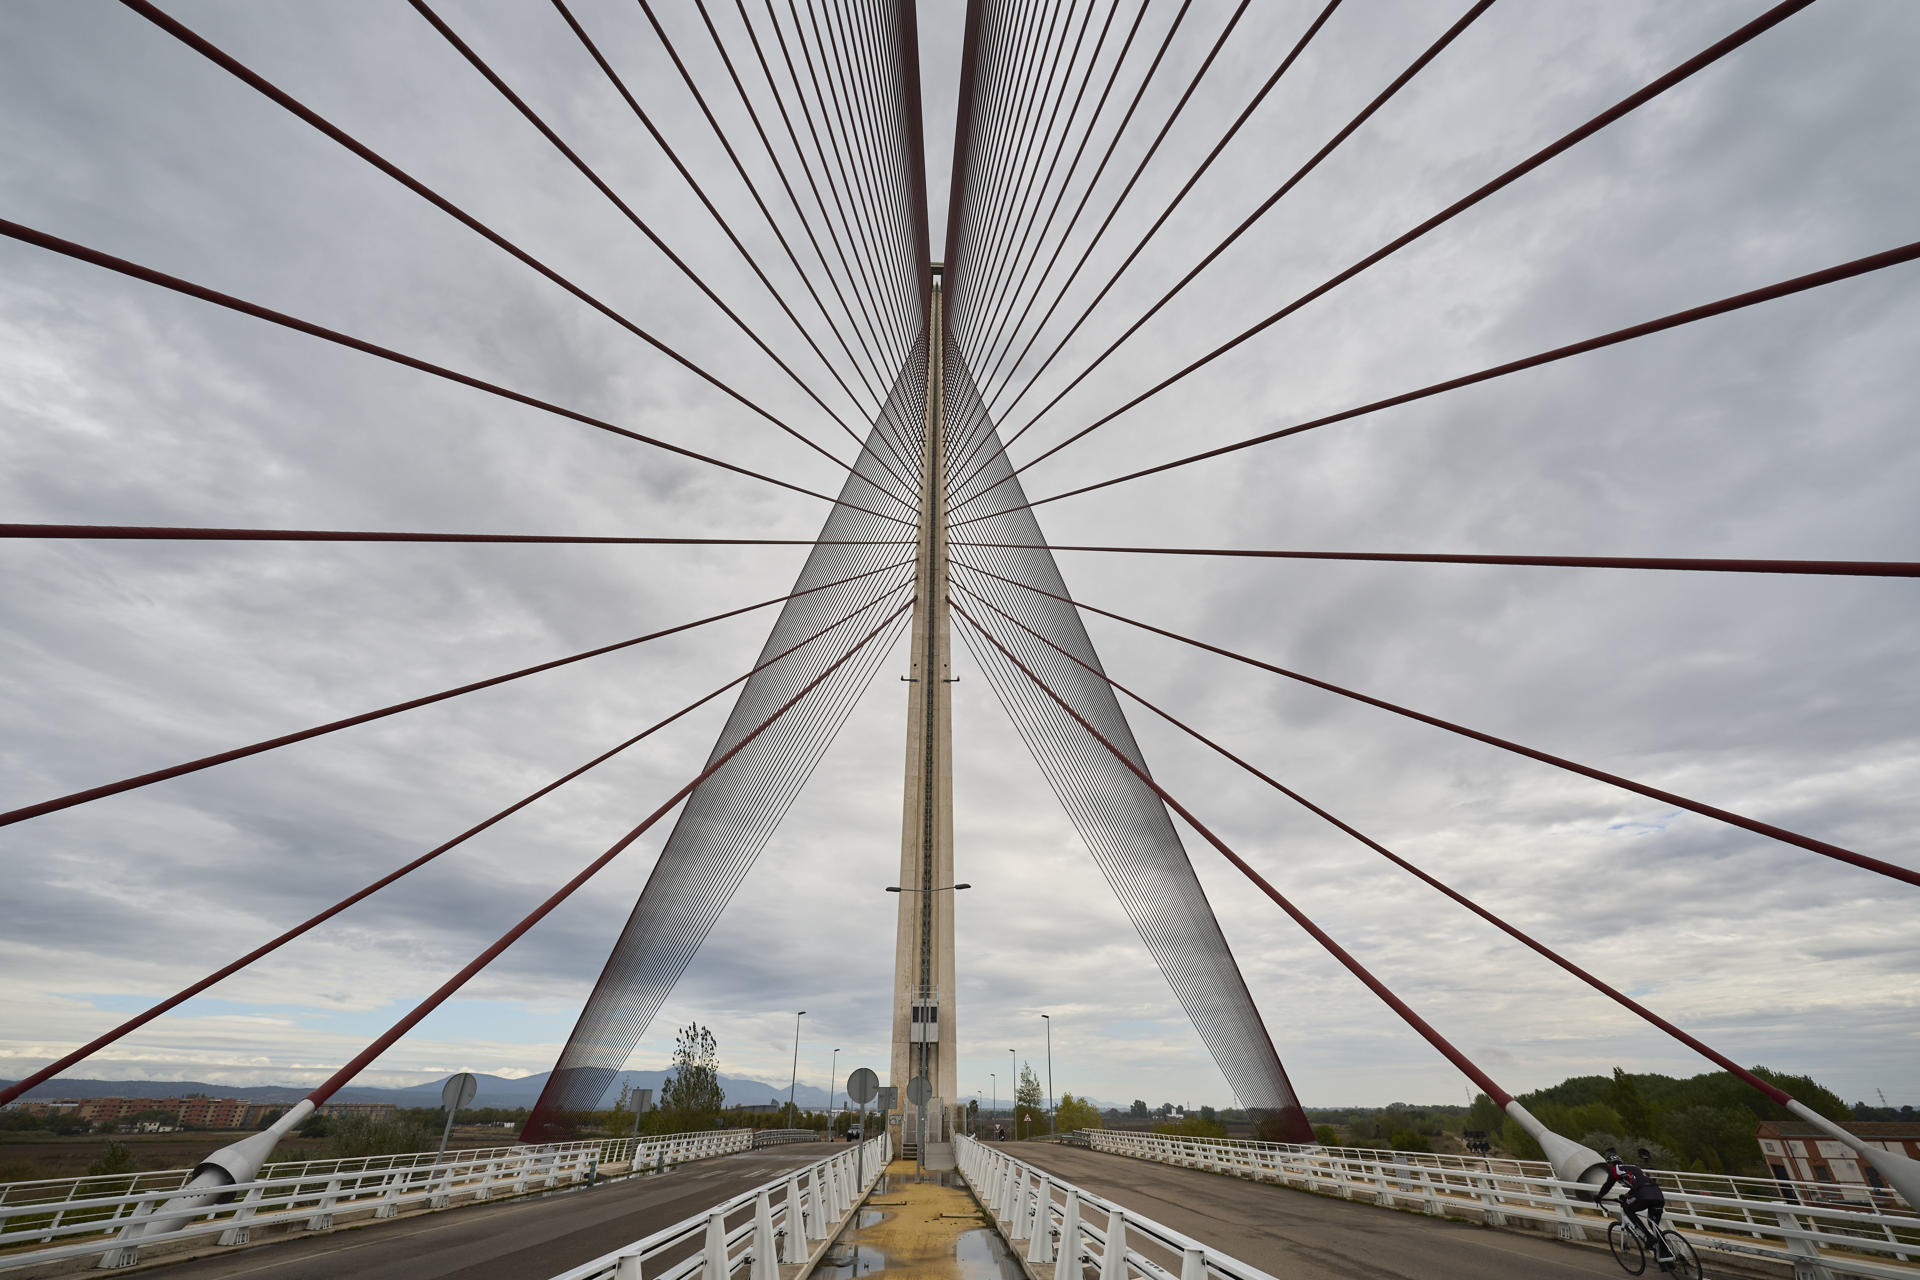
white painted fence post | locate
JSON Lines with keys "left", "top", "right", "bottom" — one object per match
{"left": 1180, "top": 1246, "right": 1207, "bottom": 1280}
{"left": 218, "top": 1180, "right": 266, "bottom": 1244}
{"left": 1547, "top": 1178, "right": 1585, "bottom": 1241}
{"left": 1098, "top": 1208, "right": 1128, "bottom": 1280}
{"left": 305, "top": 1176, "right": 340, "bottom": 1230}
{"left": 751, "top": 1189, "right": 778, "bottom": 1280}
{"left": 1010, "top": 1169, "right": 1031, "bottom": 1241}
{"left": 1774, "top": 1209, "right": 1836, "bottom": 1280}
{"left": 1052, "top": 1189, "right": 1083, "bottom": 1280}
{"left": 805, "top": 1169, "right": 830, "bottom": 1241}
{"left": 782, "top": 1176, "right": 808, "bottom": 1264}
{"left": 1026, "top": 1175, "right": 1054, "bottom": 1264}
{"left": 703, "top": 1208, "right": 728, "bottom": 1279}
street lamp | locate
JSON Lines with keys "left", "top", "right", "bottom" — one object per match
{"left": 884, "top": 884, "right": 971, "bottom": 892}
{"left": 829, "top": 1048, "right": 841, "bottom": 1134}
{"left": 787, "top": 1012, "right": 806, "bottom": 1130}
{"left": 1009, "top": 1047, "right": 1017, "bottom": 1139}
{"left": 989, "top": 1073, "right": 996, "bottom": 1138}
{"left": 1041, "top": 1013, "right": 1054, "bottom": 1137}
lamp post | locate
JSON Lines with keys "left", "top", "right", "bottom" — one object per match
{"left": 990, "top": 1073, "right": 997, "bottom": 1139}
{"left": 1041, "top": 1013, "right": 1054, "bottom": 1136}
{"left": 1009, "top": 1047, "right": 1017, "bottom": 1139}
{"left": 787, "top": 1011, "right": 806, "bottom": 1130}
{"left": 829, "top": 1048, "right": 840, "bottom": 1135}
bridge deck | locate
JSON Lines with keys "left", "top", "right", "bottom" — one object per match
{"left": 1006, "top": 1143, "right": 1622, "bottom": 1280}
{"left": 100, "top": 1146, "right": 831, "bottom": 1280}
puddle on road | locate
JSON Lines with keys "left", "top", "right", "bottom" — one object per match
{"left": 954, "top": 1227, "right": 1027, "bottom": 1280}
{"left": 815, "top": 1234, "right": 888, "bottom": 1278}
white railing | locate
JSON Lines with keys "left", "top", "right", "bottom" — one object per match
{"left": 0, "top": 1128, "right": 754, "bottom": 1271}
{"left": 546, "top": 1133, "right": 892, "bottom": 1280}
{"left": 1080, "top": 1129, "right": 1920, "bottom": 1280}
{"left": 958, "top": 1134, "right": 1278, "bottom": 1280}
{"left": 750, "top": 1129, "right": 822, "bottom": 1148}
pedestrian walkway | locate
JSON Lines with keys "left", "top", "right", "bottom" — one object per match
{"left": 813, "top": 1160, "right": 1023, "bottom": 1280}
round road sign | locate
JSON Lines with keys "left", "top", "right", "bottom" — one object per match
{"left": 442, "top": 1072, "right": 478, "bottom": 1112}
{"left": 906, "top": 1075, "right": 932, "bottom": 1105}
{"left": 846, "top": 1067, "right": 879, "bottom": 1106}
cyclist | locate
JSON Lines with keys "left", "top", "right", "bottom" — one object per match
{"left": 1597, "top": 1146, "right": 1673, "bottom": 1269}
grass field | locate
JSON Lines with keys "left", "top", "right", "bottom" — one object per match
{"left": 0, "top": 1125, "right": 524, "bottom": 1184}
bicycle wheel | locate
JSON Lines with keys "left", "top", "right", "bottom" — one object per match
{"left": 1608, "top": 1221, "right": 1647, "bottom": 1275}
{"left": 1660, "top": 1230, "right": 1702, "bottom": 1279}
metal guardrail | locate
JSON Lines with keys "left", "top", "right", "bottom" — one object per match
{"left": 959, "top": 1134, "right": 1279, "bottom": 1280}
{"left": 545, "top": 1133, "right": 891, "bottom": 1280}
{"left": 750, "top": 1129, "right": 823, "bottom": 1149}
{"left": 1079, "top": 1129, "right": 1920, "bottom": 1280}
{"left": 0, "top": 1129, "right": 755, "bottom": 1271}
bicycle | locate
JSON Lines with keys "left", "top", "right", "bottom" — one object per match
{"left": 1599, "top": 1195, "right": 1703, "bottom": 1278}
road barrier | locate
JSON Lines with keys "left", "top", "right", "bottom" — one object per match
{"left": 1079, "top": 1129, "right": 1920, "bottom": 1280}
{"left": 750, "top": 1129, "right": 823, "bottom": 1148}
{"left": 958, "top": 1134, "right": 1279, "bottom": 1280}
{"left": 0, "top": 1128, "right": 755, "bottom": 1271}
{"left": 545, "top": 1133, "right": 892, "bottom": 1280}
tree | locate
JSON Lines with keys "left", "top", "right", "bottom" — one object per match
{"left": 87, "top": 1142, "right": 136, "bottom": 1176}
{"left": 328, "top": 1114, "right": 437, "bottom": 1158}
{"left": 1056, "top": 1093, "right": 1101, "bottom": 1133}
{"left": 1129, "top": 1099, "right": 1149, "bottom": 1119}
{"left": 1312, "top": 1124, "right": 1339, "bottom": 1147}
{"left": 1611, "top": 1068, "right": 1655, "bottom": 1137}
{"left": 1153, "top": 1112, "right": 1227, "bottom": 1140}
{"left": 1015, "top": 1062, "right": 1043, "bottom": 1138}
{"left": 297, "top": 1112, "right": 331, "bottom": 1139}
{"left": 660, "top": 1022, "right": 724, "bottom": 1129}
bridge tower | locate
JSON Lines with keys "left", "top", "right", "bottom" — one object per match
{"left": 888, "top": 276, "right": 957, "bottom": 1147}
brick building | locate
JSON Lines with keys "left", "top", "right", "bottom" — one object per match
{"left": 9, "top": 1096, "right": 275, "bottom": 1129}
{"left": 1755, "top": 1120, "right": 1920, "bottom": 1207}
{"left": 317, "top": 1102, "right": 397, "bottom": 1122}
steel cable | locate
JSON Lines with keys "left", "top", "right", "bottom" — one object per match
{"left": 947, "top": 557, "right": 1920, "bottom": 891}
{"left": 0, "top": 569, "right": 913, "bottom": 1110}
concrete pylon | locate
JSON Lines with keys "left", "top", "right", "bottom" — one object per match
{"left": 890, "top": 280, "right": 958, "bottom": 1135}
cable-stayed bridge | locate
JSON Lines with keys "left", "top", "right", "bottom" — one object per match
{"left": 1, "top": 1, "right": 1916, "bottom": 1277}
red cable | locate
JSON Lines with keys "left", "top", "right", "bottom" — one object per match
{"left": 951, "top": 557, "right": 1920, "bottom": 891}
{"left": 951, "top": 596, "right": 1515, "bottom": 1107}
{"left": 954, "top": 578, "right": 1794, "bottom": 1106}
{"left": 953, "top": 238, "right": 1920, "bottom": 524}
{"left": 305, "top": 596, "right": 912, "bottom": 1104}
{"left": 4, "top": 525, "right": 909, "bottom": 548}
{"left": 952, "top": 541, "right": 1920, "bottom": 578}
{"left": 0, "top": 576, "right": 911, "bottom": 1109}
{"left": 0, "top": 558, "right": 912, "bottom": 829}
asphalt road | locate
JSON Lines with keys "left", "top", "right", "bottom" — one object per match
{"left": 1005, "top": 1143, "right": 1626, "bottom": 1280}
{"left": 136, "top": 1145, "right": 835, "bottom": 1280}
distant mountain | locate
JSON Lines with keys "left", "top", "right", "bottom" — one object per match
{"left": 3, "top": 1071, "right": 839, "bottom": 1111}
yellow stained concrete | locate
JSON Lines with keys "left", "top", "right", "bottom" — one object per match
{"left": 826, "top": 1160, "right": 994, "bottom": 1280}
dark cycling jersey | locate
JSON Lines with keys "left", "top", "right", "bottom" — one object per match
{"left": 1597, "top": 1159, "right": 1665, "bottom": 1204}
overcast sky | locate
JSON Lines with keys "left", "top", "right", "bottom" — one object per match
{"left": 2, "top": 0, "right": 1916, "bottom": 1116}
